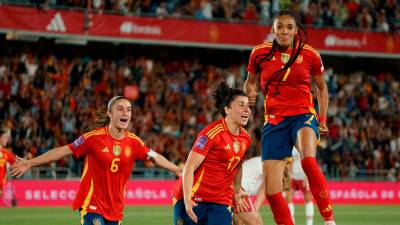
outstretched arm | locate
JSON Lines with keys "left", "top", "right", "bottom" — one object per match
{"left": 11, "top": 145, "right": 73, "bottom": 178}
{"left": 244, "top": 72, "right": 259, "bottom": 106}
{"left": 150, "top": 153, "right": 182, "bottom": 177}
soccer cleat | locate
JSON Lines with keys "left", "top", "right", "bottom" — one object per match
{"left": 324, "top": 221, "right": 336, "bottom": 225}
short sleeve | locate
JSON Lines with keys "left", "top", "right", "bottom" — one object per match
{"left": 68, "top": 135, "right": 87, "bottom": 158}
{"left": 191, "top": 133, "right": 213, "bottom": 156}
{"left": 247, "top": 47, "right": 258, "bottom": 75}
{"left": 135, "top": 141, "right": 151, "bottom": 161}
{"left": 310, "top": 50, "right": 324, "bottom": 77}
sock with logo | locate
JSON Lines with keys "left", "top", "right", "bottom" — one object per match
{"left": 267, "top": 192, "right": 294, "bottom": 225}
{"left": 301, "top": 157, "right": 334, "bottom": 221}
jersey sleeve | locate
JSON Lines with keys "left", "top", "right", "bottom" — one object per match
{"left": 247, "top": 47, "right": 258, "bottom": 75}
{"left": 191, "top": 131, "right": 214, "bottom": 156}
{"left": 127, "top": 133, "right": 151, "bottom": 161}
{"left": 135, "top": 141, "right": 151, "bottom": 161}
{"left": 68, "top": 135, "right": 88, "bottom": 158}
{"left": 310, "top": 49, "right": 324, "bottom": 77}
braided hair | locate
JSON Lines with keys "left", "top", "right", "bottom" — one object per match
{"left": 213, "top": 81, "right": 247, "bottom": 118}
{"left": 253, "top": 9, "right": 308, "bottom": 96}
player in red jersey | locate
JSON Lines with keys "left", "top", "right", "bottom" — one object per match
{"left": 0, "top": 128, "right": 16, "bottom": 202}
{"left": 244, "top": 9, "right": 336, "bottom": 225}
{"left": 12, "top": 96, "right": 181, "bottom": 224}
{"left": 172, "top": 81, "right": 251, "bottom": 225}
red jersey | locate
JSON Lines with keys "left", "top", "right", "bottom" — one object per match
{"left": 172, "top": 118, "right": 251, "bottom": 206}
{"left": 68, "top": 127, "right": 150, "bottom": 221}
{"left": 247, "top": 42, "right": 324, "bottom": 125}
{"left": 0, "top": 148, "right": 15, "bottom": 190}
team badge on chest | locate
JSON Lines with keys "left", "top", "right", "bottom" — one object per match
{"left": 281, "top": 53, "right": 290, "bottom": 64}
{"left": 233, "top": 140, "right": 240, "bottom": 153}
{"left": 113, "top": 145, "right": 121, "bottom": 156}
{"left": 0, "top": 152, "right": 3, "bottom": 158}
{"left": 125, "top": 146, "right": 132, "bottom": 157}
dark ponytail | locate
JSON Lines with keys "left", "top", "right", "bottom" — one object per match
{"left": 212, "top": 81, "right": 247, "bottom": 117}
{"left": 253, "top": 9, "right": 308, "bottom": 96}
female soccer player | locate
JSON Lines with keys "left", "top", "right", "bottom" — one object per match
{"left": 0, "top": 128, "right": 15, "bottom": 201}
{"left": 12, "top": 96, "right": 181, "bottom": 225}
{"left": 244, "top": 9, "right": 336, "bottom": 225}
{"left": 172, "top": 81, "right": 251, "bottom": 225}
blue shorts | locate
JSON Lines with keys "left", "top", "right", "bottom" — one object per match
{"left": 79, "top": 210, "right": 121, "bottom": 225}
{"left": 261, "top": 114, "right": 319, "bottom": 160}
{"left": 173, "top": 200, "right": 233, "bottom": 225}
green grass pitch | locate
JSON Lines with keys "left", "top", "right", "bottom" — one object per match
{"left": 0, "top": 205, "right": 399, "bottom": 225}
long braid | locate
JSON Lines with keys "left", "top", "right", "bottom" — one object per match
{"left": 253, "top": 10, "right": 308, "bottom": 96}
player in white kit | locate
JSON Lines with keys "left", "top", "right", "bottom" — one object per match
{"left": 233, "top": 156, "right": 264, "bottom": 225}
{"left": 286, "top": 147, "right": 314, "bottom": 225}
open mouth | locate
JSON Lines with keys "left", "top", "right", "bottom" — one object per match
{"left": 241, "top": 115, "right": 249, "bottom": 120}
{"left": 120, "top": 118, "right": 129, "bottom": 123}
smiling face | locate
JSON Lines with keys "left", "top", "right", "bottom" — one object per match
{"left": 225, "top": 95, "right": 251, "bottom": 127}
{"left": 272, "top": 15, "right": 297, "bottom": 48}
{"left": 107, "top": 99, "right": 132, "bottom": 130}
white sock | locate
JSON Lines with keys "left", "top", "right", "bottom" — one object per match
{"left": 288, "top": 202, "right": 295, "bottom": 224}
{"left": 305, "top": 202, "right": 314, "bottom": 225}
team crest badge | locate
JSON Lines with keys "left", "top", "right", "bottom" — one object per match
{"left": 125, "top": 146, "right": 132, "bottom": 157}
{"left": 113, "top": 145, "right": 121, "bottom": 156}
{"left": 0, "top": 152, "right": 3, "bottom": 158}
{"left": 295, "top": 55, "right": 303, "bottom": 64}
{"left": 233, "top": 140, "right": 240, "bottom": 153}
{"left": 281, "top": 53, "right": 290, "bottom": 64}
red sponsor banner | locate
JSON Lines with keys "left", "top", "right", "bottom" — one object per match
{"left": 0, "top": 5, "right": 399, "bottom": 54}
{"left": 0, "top": 5, "right": 83, "bottom": 34}
{"left": 5, "top": 180, "right": 400, "bottom": 206}
{"left": 88, "top": 13, "right": 400, "bottom": 54}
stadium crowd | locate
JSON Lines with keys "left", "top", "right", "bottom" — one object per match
{"left": 4, "top": 0, "right": 400, "bottom": 32}
{"left": 0, "top": 42, "right": 399, "bottom": 181}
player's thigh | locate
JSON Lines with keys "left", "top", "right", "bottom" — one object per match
{"left": 206, "top": 203, "right": 233, "bottom": 225}
{"left": 236, "top": 212, "right": 263, "bottom": 225}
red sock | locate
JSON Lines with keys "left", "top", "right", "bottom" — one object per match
{"left": 266, "top": 192, "right": 294, "bottom": 225}
{"left": 301, "top": 157, "right": 334, "bottom": 221}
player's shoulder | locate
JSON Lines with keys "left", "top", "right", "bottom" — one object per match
{"left": 240, "top": 128, "right": 250, "bottom": 137}
{"left": 201, "top": 119, "right": 226, "bottom": 140}
{"left": 82, "top": 127, "right": 107, "bottom": 140}
{"left": 251, "top": 41, "right": 273, "bottom": 54}
{"left": 302, "top": 44, "right": 321, "bottom": 58}
{"left": 127, "top": 132, "right": 145, "bottom": 146}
